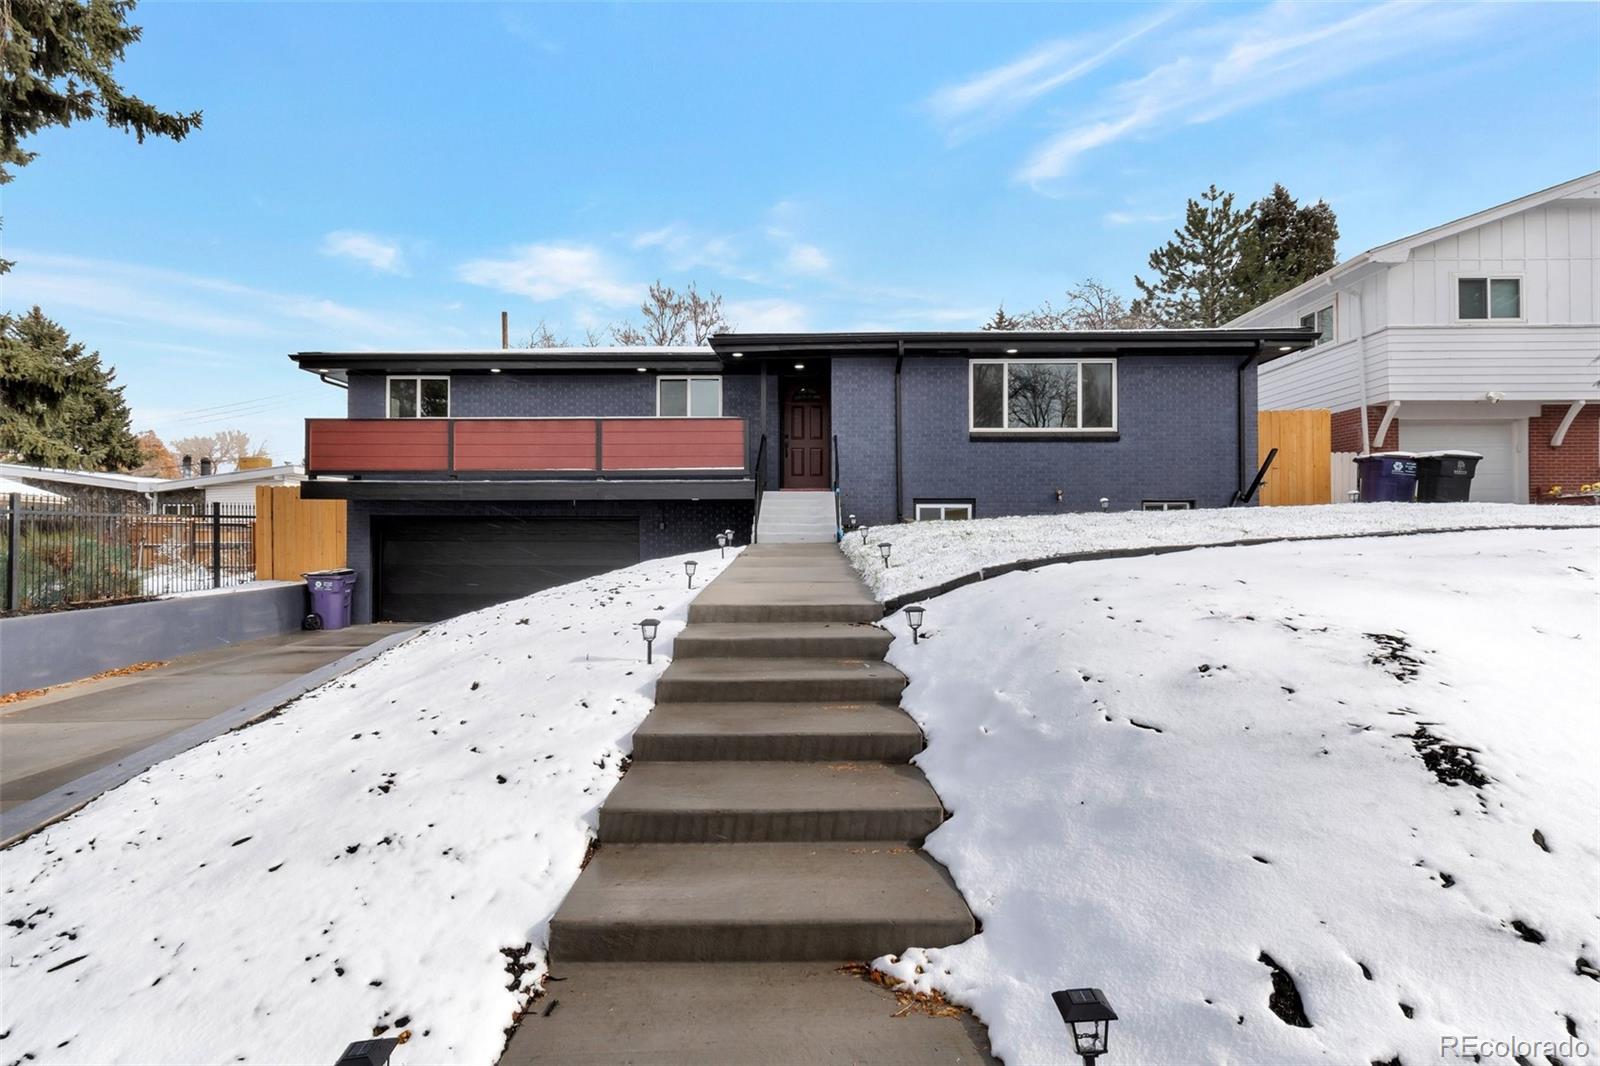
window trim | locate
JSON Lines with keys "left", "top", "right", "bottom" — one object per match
{"left": 655, "top": 374, "right": 724, "bottom": 418}
{"left": 913, "top": 500, "right": 975, "bottom": 521}
{"left": 1298, "top": 304, "right": 1335, "bottom": 346}
{"left": 1454, "top": 274, "right": 1524, "bottom": 322}
{"left": 385, "top": 374, "right": 451, "bottom": 418}
{"left": 1141, "top": 500, "right": 1194, "bottom": 511}
{"left": 968, "top": 357, "right": 1118, "bottom": 434}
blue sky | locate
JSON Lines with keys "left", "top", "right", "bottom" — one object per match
{"left": 4, "top": 1, "right": 1597, "bottom": 460}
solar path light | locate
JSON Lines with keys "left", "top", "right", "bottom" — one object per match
{"left": 716, "top": 531, "right": 729, "bottom": 558}
{"left": 685, "top": 559, "right": 698, "bottom": 588}
{"left": 1051, "top": 987, "right": 1117, "bottom": 1065}
{"left": 878, "top": 542, "right": 892, "bottom": 568}
{"left": 639, "top": 618, "right": 660, "bottom": 664}
{"left": 905, "top": 604, "right": 925, "bottom": 644}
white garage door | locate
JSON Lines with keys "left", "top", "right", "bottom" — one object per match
{"left": 1399, "top": 421, "right": 1519, "bottom": 503}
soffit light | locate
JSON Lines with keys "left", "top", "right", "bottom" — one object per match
{"left": 489, "top": 367, "right": 502, "bottom": 373}
{"left": 1278, "top": 346, "right": 1293, "bottom": 352}
{"left": 731, "top": 351, "right": 744, "bottom": 358}
{"left": 1005, "top": 348, "right": 1019, "bottom": 354}
{"left": 794, "top": 363, "right": 805, "bottom": 370}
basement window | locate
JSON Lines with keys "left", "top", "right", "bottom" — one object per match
{"left": 914, "top": 501, "right": 974, "bottom": 521}
{"left": 387, "top": 376, "right": 450, "bottom": 418}
{"left": 1142, "top": 500, "right": 1193, "bottom": 511}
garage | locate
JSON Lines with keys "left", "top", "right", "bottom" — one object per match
{"left": 1398, "top": 421, "right": 1521, "bottom": 503}
{"left": 374, "top": 517, "right": 640, "bottom": 622}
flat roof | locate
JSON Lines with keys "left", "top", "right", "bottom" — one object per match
{"left": 291, "top": 328, "right": 1317, "bottom": 384}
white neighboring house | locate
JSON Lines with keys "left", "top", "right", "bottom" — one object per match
{"left": 1229, "top": 171, "right": 1600, "bottom": 503}
{"left": 0, "top": 461, "right": 305, "bottom": 511}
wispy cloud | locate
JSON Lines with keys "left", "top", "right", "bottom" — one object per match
{"left": 320, "top": 230, "right": 407, "bottom": 274}
{"left": 927, "top": 8, "right": 1179, "bottom": 142}
{"left": 931, "top": 2, "right": 1506, "bottom": 189}
{"left": 457, "top": 243, "right": 640, "bottom": 304}
{"left": 785, "top": 243, "right": 830, "bottom": 275}
{"left": 725, "top": 298, "right": 808, "bottom": 332}
{"left": 631, "top": 223, "right": 755, "bottom": 281}
{"left": 1103, "top": 209, "right": 1177, "bottom": 227}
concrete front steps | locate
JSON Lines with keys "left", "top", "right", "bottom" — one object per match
{"left": 503, "top": 543, "right": 986, "bottom": 1065}
{"left": 755, "top": 489, "right": 839, "bottom": 543}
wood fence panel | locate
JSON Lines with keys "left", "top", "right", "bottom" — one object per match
{"left": 255, "top": 485, "right": 346, "bottom": 580}
{"left": 1258, "top": 410, "right": 1332, "bottom": 506}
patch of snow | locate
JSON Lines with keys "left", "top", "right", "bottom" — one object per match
{"left": 843, "top": 503, "right": 1600, "bottom": 601}
{"left": 873, "top": 529, "right": 1599, "bottom": 1065}
{"left": 1, "top": 548, "right": 737, "bottom": 1065}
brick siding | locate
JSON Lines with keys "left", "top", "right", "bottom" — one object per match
{"left": 1528, "top": 403, "right": 1600, "bottom": 502}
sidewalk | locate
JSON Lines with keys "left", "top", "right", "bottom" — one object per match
{"left": 0, "top": 623, "right": 415, "bottom": 844}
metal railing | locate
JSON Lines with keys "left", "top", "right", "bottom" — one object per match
{"left": 751, "top": 434, "right": 769, "bottom": 543}
{"left": 831, "top": 433, "right": 842, "bottom": 542}
{"left": 2, "top": 494, "right": 256, "bottom": 615}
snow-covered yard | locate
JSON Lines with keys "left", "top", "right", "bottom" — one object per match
{"left": 873, "top": 528, "right": 1599, "bottom": 1065}
{"left": 1, "top": 549, "right": 734, "bottom": 1066}
{"left": 844, "top": 502, "right": 1600, "bottom": 600}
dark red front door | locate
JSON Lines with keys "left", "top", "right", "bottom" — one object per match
{"left": 782, "top": 380, "right": 830, "bottom": 488}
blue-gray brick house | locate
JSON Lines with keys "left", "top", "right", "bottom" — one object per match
{"left": 291, "top": 328, "right": 1313, "bottom": 622}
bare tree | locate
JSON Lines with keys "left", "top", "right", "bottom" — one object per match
{"left": 522, "top": 319, "right": 569, "bottom": 348}
{"left": 170, "top": 429, "right": 266, "bottom": 471}
{"left": 611, "top": 280, "right": 730, "bottom": 346}
{"left": 993, "top": 278, "right": 1153, "bottom": 331}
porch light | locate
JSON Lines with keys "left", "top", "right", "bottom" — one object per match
{"left": 905, "top": 604, "right": 925, "bottom": 644}
{"left": 639, "top": 618, "right": 660, "bottom": 664}
{"left": 878, "top": 542, "right": 892, "bottom": 567}
{"left": 716, "top": 531, "right": 729, "bottom": 557}
{"left": 685, "top": 559, "right": 698, "bottom": 588}
{"left": 1051, "top": 987, "right": 1117, "bottom": 1065}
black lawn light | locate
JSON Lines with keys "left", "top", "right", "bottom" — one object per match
{"left": 1099, "top": 497, "right": 1110, "bottom": 512}
{"left": 1051, "top": 987, "right": 1118, "bottom": 1065}
{"left": 716, "top": 531, "right": 729, "bottom": 558}
{"left": 685, "top": 559, "right": 698, "bottom": 588}
{"left": 639, "top": 617, "right": 660, "bottom": 664}
{"left": 905, "top": 604, "right": 925, "bottom": 644}
{"left": 846, "top": 513, "right": 858, "bottom": 531}
{"left": 861, "top": 524, "right": 870, "bottom": 544}
{"left": 878, "top": 542, "right": 892, "bottom": 567}
{"left": 334, "top": 1037, "right": 399, "bottom": 1066}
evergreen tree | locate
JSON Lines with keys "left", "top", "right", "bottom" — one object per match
{"left": 1, "top": 0, "right": 202, "bottom": 272}
{"left": 1132, "top": 185, "right": 1250, "bottom": 327}
{"left": 981, "top": 305, "right": 1026, "bottom": 330}
{"left": 1236, "top": 184, "right": 1340, "bottom": 306}
{"left": 0, "top": 307, "right": 144, "bottom": 469}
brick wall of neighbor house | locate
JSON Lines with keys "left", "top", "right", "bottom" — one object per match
{"left": 1331, "top": 406, "right": 1398, "bottom": 453}
{"left": 343, "top": 498, "right": 755, "bottom": 623}
{"left": 834, "top": 354, "right": 1255, "bottom": 521}
{"left": 1528, "top": 403, "right": 1600, "bottom": 500}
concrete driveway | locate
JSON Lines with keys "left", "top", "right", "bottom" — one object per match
{"left": 1, "top": 623, "right": 414, "bottom": 842}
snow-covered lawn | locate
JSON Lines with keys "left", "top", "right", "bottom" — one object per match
{"left": 844, "top": 502, "right": 1600, "bottom": 600}
{"left": 872, "top": 529, "right": 1598, "bottom": 1065}
{"left": 1, "top": 549, "right": 734, "bottom": 1066}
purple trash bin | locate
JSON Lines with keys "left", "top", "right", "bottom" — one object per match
{"left": 304, "top": 568, "right": 357, "bottom": 630}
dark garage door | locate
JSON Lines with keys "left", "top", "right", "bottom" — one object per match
{"left": 375, "top": 517, "right": 640, "bottom": 622}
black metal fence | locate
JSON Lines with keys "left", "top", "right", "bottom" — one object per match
{"left": 1, "top": 494, "right": 256, "bottom": 615}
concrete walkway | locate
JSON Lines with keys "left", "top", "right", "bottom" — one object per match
{"left": 502, "top": 543, "right": 989, "bottom": 1064}
{"left": 0, "top": 623, "right": 414, "bottom": 844}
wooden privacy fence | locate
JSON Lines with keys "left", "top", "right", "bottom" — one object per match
{"left": 1258, "top": 409, "right": 1332, "bottom": 506}
{"left": 254, "top": 485, "right": 346, "bottom": 580}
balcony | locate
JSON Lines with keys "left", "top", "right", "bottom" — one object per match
{"left": 303, "top": 417, "right": 754, "bottom": 501}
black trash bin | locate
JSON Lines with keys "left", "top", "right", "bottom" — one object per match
{"left": 304, "top": 568, "right": 357, "bottom": 630}
{"left": 1414, "top": 451, "right": 1483, "bottom": 503}
{"left": 1354, "top": 452, "right": 1418, "bottom": 502}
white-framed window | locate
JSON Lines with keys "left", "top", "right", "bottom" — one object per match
{"left": 160, "top": 502, "right": 199, "bottom": 515}
{"left": 1299, "top": 305, "right": 1334, "bottom": 346}
{"left": 1142, "top": 500, "right": 1193, "bottom": 511}
{"left": 657, "top": 375, "right": 723, "bottom": 417}
{"left": 914, "top": 501, "right": 974, "bottom": 521}
{"left": 387, "top": 375, "right": 450, "bottom": 418}
{"left": 1457, "top": 276, "right": 1522, "bottom": 320}
{"left": 969, "top": 358, "right": 1116, "bottom": 432}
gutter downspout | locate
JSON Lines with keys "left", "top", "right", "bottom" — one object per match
{"left": 1235, "top": 344, "right": 1261, "bottom": 502}
{"left": 318, "top": 373, "right": 349, "bottom": 390}
{"left": 894, "top": 341, "right": 905, "bottom": 524}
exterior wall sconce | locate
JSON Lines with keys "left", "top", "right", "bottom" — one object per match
{"left": 639, "top": 618, "right": 660, "bottom": 663}
{"left": 685, "top": 560, "right": 698, "bottom": 588}
{"left": 1052, "top": 987, "right": 1117, "bottom": 1065}
{"left": 878, "top": 542, "right": 892, "bottom": 567}
{"left": 905, "top": 604, "right": 925, "bottom": 643}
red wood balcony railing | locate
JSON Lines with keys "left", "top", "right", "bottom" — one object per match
{"left": 305, "top": 417, "right": 749, "bottom": 477}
